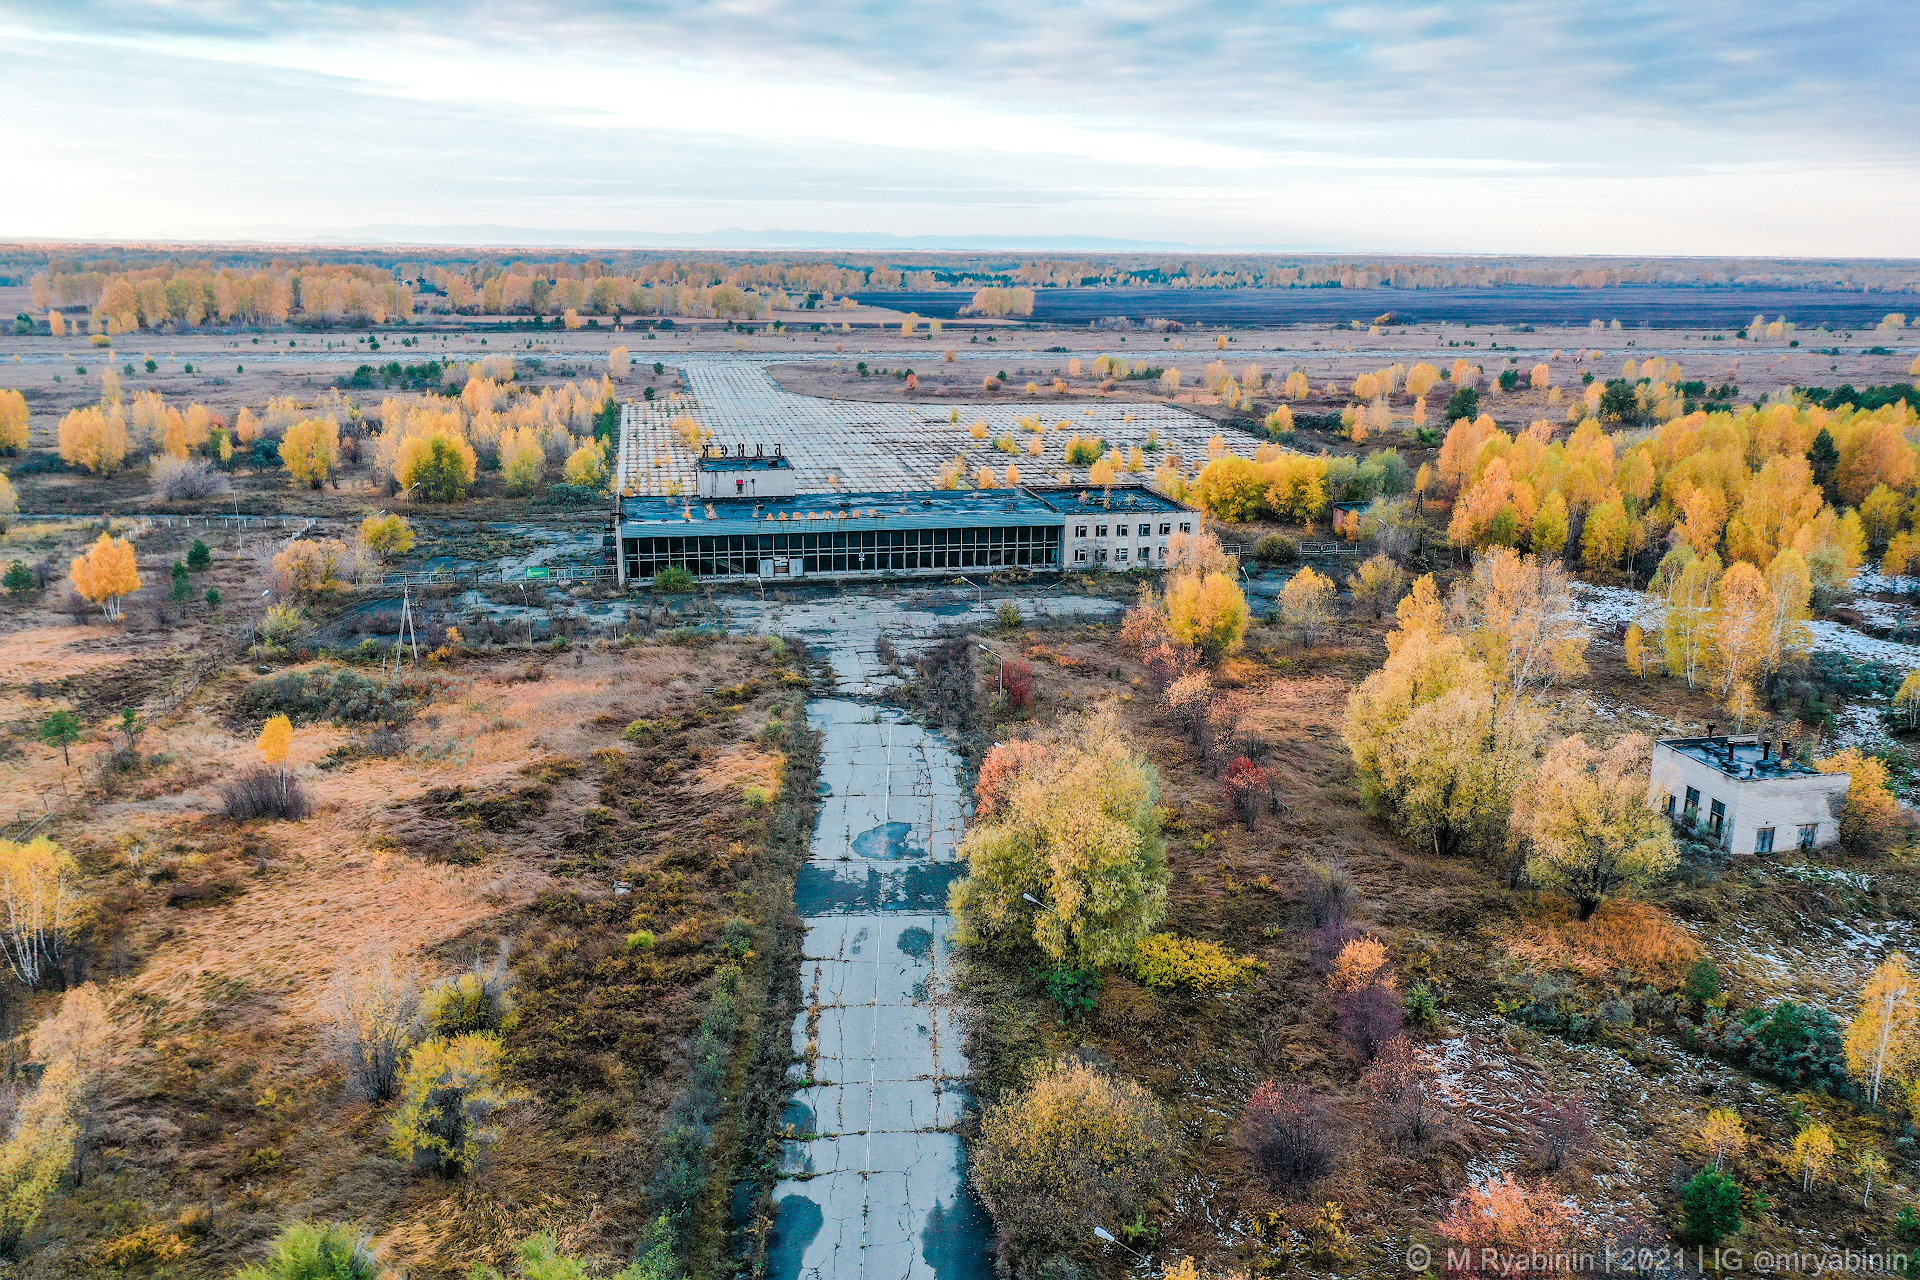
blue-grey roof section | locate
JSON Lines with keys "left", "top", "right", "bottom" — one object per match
{"left": 1657, "top": 736, "right": 1822, "bottom": 779}
{"left": 1024, "top": 484, "right": 1194, "bottom": 514}
{"left": 697, "top": 455, "right": 793, "bottom": 471}
{"left": 617, "top": 487, "right": 1068, "bottom": 537}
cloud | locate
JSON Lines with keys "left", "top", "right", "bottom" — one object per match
{"left": 1, "top": 0, "right": 1915, "bottom": 251}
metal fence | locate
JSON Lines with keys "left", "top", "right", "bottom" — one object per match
{"left": 351, "top": 563, "right": 616, "bottom": 588}
{"left": 11, "top": 513, "right": 321, "bottom": 530}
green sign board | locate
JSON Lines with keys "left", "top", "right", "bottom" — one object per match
{"left": 523, "top": 566, "right": 551, "bottom": 579}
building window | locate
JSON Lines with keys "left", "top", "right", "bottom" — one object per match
{"left": 1075, "top": 548, "right": 1087, "bottom": 562}
{"left": 1157, "top": 545, "right": 1167, "bottom": 558}
{"left": 1662, "top": 793, "right": 1674, "bottom": 816}
{"left": 1179, "top": 521, "right": 1192, "bottom": 533}
{"left": 1798, "top": 823, "right": 1818, "bottom": 849}
{"left": 1708, "top": 799, "right": 1725, "bottom": 838}
{"left": 1096, "top": 525, "right": 1108, "bottom": 537}
{"left": 1075, "top": 525, "right": 1087, "bottom": 538}
{"left": 1160, "top": 523, "right": 1171, "bottom": 535}
{"left": 1096, "top": 549, "right": 1108, "bottom": 561}
{"left": 1682, "top": 787, "right": 1699, "bottom": 824}
{"left": 1115, "top": 547, "right": 1128, "bottom": 561}
{"left": 1140, "top": 546, "right": 1151, "bottom": 562}
{"left": 1754, "top": 826, "right": 1775, "bottom": 853}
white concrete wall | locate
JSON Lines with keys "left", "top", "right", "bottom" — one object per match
{"left": 696, "top": 466, "right": 799, "bottom": 499}
{"left": 1647, "top": 741, "right": 1849, "bottom": 852}
{"left": 1067, "top": 513, "right": 1195, "bottom": 569}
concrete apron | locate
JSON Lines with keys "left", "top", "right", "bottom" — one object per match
{"left": 768, "top": 698, "right": 992, "bottom": 1279}
{"left": 725, "top": 594, "right": 1037, "bottom": 1280}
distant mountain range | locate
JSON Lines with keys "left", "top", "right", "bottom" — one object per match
{"left": 198, "top": 224, "right": 1340, "bottom": 253}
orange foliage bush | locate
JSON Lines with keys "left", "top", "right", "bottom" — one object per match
{"left": 1435, "top": 1173, "right": 1581, "bottom": 1268}
{"left": 975, "top": 740, "right": 1049, "bottom": 819}
{"left": 1505, "top": 899, "right": 1702, "bottom": 988}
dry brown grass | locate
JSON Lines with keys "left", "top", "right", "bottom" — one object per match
{"left": 1504, "top": 899, "right": 1703, "bottom": 988}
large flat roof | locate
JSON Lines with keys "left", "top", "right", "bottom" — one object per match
{"left": 1657, "top": 736, "right": 1826, "bottom": 780}
{"left": 1024, "top": 484, "right": 1194, "bottom": 515}
{"left": 697, "top": 455, "right": 793, "bottom": 471}
{"left": 617, "top": 486, "right": 1069, "bottom": 534}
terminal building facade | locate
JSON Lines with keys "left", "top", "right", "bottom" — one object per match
{"left": 613, "top": 448, "right": 1198, "bottom": 585}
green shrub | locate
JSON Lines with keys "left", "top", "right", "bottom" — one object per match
{"left": 1063, "top": 437, "right": 1105, "bottom": 466}
{"left": 1251, "top": 533, "right": 1299, "bottom": 565}
{"left": 3, "top": 561, "right": 35, "bottom": 595}
{"left": 233, "top": 1223, "right": 380, "bottom": 1280}
{"left": 1037, "top": 966, "right": 1100, "bottom": 1018}
{"left": 1681, "top": 1000, "right": 1849, "bottom": 1092}
{"left": 1132, "top": 933, "right": 1262, "bottom": 992}
{"left": 1682, "top": 1168, "right": 1742, "bottom": 1244}
{"left": 623, "top": 719, "right": 655, "bottom": 742}
{"left": 237, "top": 666, "right": 429, "bottom": 726}
{"left": 653, "top": 566, "right": 695, "bottom": 593}
{"left": 186, "top": 539, "right": 212, "bottom": 571}
{"left": 626, "top": 930, "right": 656, "bottom": 952}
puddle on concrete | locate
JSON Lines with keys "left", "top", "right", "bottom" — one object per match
{"left": 852, "top": 821, "right": 926, "bottom": 860}
{"left": 739, "top": 594, "right": 1012, "bottom": 1280}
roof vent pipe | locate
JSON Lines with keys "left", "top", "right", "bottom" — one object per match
{"left": 1706, "top": 723, "right": 1716, "bottom": 738}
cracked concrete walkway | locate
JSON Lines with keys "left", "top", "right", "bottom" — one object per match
{"left": 742, "top": 593, "right": 1137, "bottom": 1279}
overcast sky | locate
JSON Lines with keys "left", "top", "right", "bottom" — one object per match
{"left": 3, "top": 0, "right": 1917, "bottom": 254}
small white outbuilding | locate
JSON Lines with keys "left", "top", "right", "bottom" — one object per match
{"left": 1647, "top": 732, "right": 1849, "bottom": 853}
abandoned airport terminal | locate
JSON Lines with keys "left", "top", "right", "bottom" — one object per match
{"left": 611, "top": 441, "right": 1200, "bottom": 584}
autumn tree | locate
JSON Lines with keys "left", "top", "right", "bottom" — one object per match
{"left": 1660, "top": 548, "right": 1721, "bottom": 689}
{"left": 1531, "top": 489, "right": 1569, "bottom": 558}
{"left": 1461, "top": 548, "right": 1587, "bottom": 699}
{"left": 1343, "top": 626, "right": 1537, "bottom": 858}
{"left": 608, "top": 345, "right": 629, "bottom": 378}
{"left": 499, "top": 426, "right": 544, "bottom": 494}
{"left": 1624, "top": 622, "right": 1647, "bottom": 677}
{"left": 397, "top": 430, "right": 477, "bottom": 501}
{"left": 1896, "top": 670, "right": 1920, "bottom": 731}
{"left": 950, "top": 711, "right": 1168, "bottom": 969}
{"left": 1792, "top": 1122, "right": 1835, "bottom": 1191}
{"left": 68, "top": 532, "right": 140, "bottom": 621}
{"left": 1580, "top": 491, "right": 1630, "bottom": 571}
{"left": 1280, "top": 565, "right": 1336, "bottom": 644}
{"left": 0, "top": 986, "right": 109, "bottom": 1248}
{"left": 359, "top": 513, "right": 414, "bottom": 561}
{"left": 0, "top": 838, "right": 82, "bottom": 986}
{"left": 972, "top": 1058, "right": 1170, "bottom": 1257}
{"left": 272, "top": 539, "right": 354, "bottom": 595}
{"left": 563, "top": 441, "right": 608, "bottom": 488}
{"left": 57, "top": 405, "right": 129, "bottom": 475}
{"left": 1165, "top": 571, "right": 1247, "bottom": 662}
{"left": 0, "top": 389, "right": 26, "bottom": 453}
{"left": 1844, "top": 952, "right": 1918, "bottom": 1106}
{"left": 1763, "top": 547, "right": 1814, "bottom": 669}
{"left": 1709, "top": 560, "right": 1772, "bottom": 698}
{"left": 282, "top": 417, "right": 341, "bottom": 489}
{"left": 1817, "top": 748, "right": 1905, "bottom": 852}
{"left": 1435, "top": 1174, "right": 1579, "bottom": 1259}
{"left": 1519, "top": 735, "right": 1677, "bottom": 920}
{"left": 1349, "top": 554, "right": 1409, "bottom": 619}
{"left": 1699, "top": 1107, "right": 1746, "bottom": 1171}
{"left": 389, "top": 1034, "right": 517, "bottom": 1175}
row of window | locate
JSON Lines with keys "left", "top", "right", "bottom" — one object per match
{"left": 1074, "top": 521, "right": 1191, "bottom": 539}
{"left": 1664, "top": 788, "right": 1817, "bottom": 851}
{"left": 623, "top": 524, "right": 1061, "bottom": 578}
{"left": 1074, "top": 544, "right": 1164, "bottom": 564}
